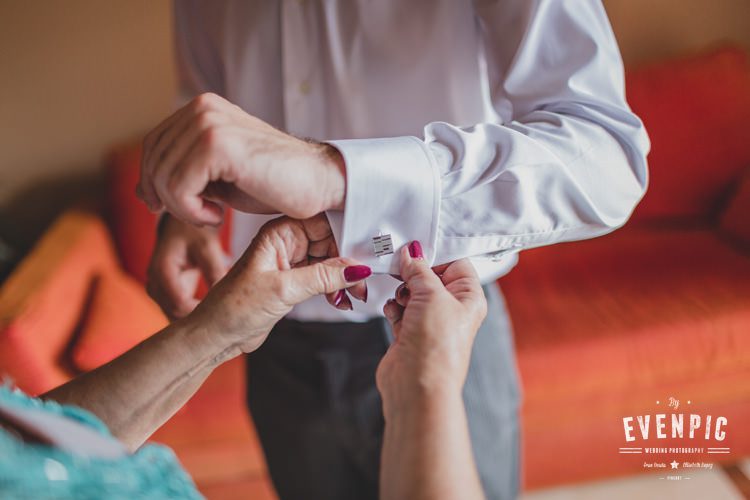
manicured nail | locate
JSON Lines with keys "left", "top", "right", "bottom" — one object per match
{"left": 340, "top": 294, "right": 353, "bottom": 311}
{"left": 408, "top": 240, "right": 423, "bottom": 259}
{"left": 397, "top": 285, "right": 409, "bottom": 300}
{"left": 333, "top": 290, "right": 345, "bottom": 307}
{"left": 344, "top": 265, "right": 372, "bottom": 282}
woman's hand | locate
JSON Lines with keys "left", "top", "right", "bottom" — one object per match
{"left": 43, "top": 213, "right": 369, "bottom": 450}
{"left": 376, "top": 242, "right": 487, "bottom": 500}
{"left": 376, "top": 242, "right": 487, "bottom": 418}
{"left": 186, "top": 213, "right": 371, "bottom": 354}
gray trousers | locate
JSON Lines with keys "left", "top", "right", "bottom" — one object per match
{"left": 246, "top": 284, "right": 521, "bottom": 500}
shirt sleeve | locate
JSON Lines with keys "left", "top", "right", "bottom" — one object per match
{"left": 326, "top": 0, "right": 649, "bottom": 274}
{"left": 173, "top": 0, "right": 225, "bottom": 103}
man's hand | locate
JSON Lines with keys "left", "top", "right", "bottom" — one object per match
{"left": 187, "top": 214, "right": 371, "bottom": 353}
{"left": 376, "top": 242, "right": 487, "bottom": 418}
{"left": 147, "top": 215, "right": 228, "bottom": 319}
{"left": 136, "top": 92, "right": 346, "bottom": 226}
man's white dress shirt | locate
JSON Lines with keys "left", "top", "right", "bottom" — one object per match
{"left": 174, "top": 0, "right": 650, "bottom": 321}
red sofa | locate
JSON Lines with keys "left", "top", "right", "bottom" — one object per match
{"left": 1, "top": 46, "right": 748, "bottom": 497}
{"left": 501, "top": 45, "right": 750, "bottom": 488}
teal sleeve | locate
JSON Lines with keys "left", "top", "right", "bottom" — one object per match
{"left": 0, "top": 385, "right": 203, "bottom": 499}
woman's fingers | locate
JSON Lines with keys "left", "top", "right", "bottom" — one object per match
{"left": 301, "top": 214, "right": 370, "bottom": 307}
{"left": 283, "top": 259, "right": 372, "bottom": 306}
{"left": 346, "top": 281, "right": 368, "bottom": 303}
{"left": 398, "top": 242, "right": 443, "bottom": 293}
{"left": 383, "top": 298, "right": 404, "bottom": 329}
{"left": 394, "top": 282, "right": 410, "bottom": 307}
{"left": 326, "top": 289, "right": 354, "bottom": 310}
{"left": 440, "top": 258, "right": 488, "bottom": 326}
{"left": 439, "top": 258, "right": 480, "bottom": 288}
{"left": 440, "top": 259, "right": 484, "bottom": 303}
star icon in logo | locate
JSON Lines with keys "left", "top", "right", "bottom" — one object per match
{"left": 670, "top": 460, "right": 679, "bottom": 469}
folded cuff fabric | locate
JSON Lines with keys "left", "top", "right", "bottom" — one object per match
{"left": 326, "top": 137, "right": 441, "bottom": 274}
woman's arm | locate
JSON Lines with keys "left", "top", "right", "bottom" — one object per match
{"left": 380, "top": 389, "right": 482, "bottom": 500}
{"left": 44, "top": 215, "right": 370, "bottom": 450}
{"left": 376, "top": 244, "right": 487, "bottom": 500}
{"left": 43, "top": 317, "right": 237, "bottom": 451}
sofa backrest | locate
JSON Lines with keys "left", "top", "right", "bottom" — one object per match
{"left": 626, "top": 46, "right": 750, "bottom": 223}
{"left": 105, "top": 143, "right": 233, "bottom": 287}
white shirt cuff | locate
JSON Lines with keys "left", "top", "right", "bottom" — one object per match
{"left": 325, "top": 137, "right": 440, "bottom": 274}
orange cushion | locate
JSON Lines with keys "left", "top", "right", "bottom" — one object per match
{"left": 0, "top": 211, "right": 121, "bottom": 394}
{"left": 626, "top": 46, "right": 750, "bottom": 222}
{"left": 71, "top": 271, "right": 168, "bottom": 372}
{"left": 720, "top": 168, "right": 750, "bottom": 249}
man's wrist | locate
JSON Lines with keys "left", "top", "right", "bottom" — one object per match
{"left": 319, "top": 143, "right": 346, "bottom": 211}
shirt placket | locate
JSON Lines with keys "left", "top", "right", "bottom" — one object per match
{"left": 281, "top": 0, "right": 324, "bottom": 137}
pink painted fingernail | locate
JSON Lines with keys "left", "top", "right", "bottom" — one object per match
{"left": 408, "top": 240, "right": 423, "bottom": 259}
{"left": 333, "top": 290, "right": 345, "bottom": 307}
{"left": 340, "top": 294, "right": 353, "bottom": 311}
{"left": 344, "top": 265, "right": 372, "bottom": 282}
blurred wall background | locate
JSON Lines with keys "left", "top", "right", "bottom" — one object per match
{"left": 1, "top": 0, "right": 749, "bottom": 250}
{"left": 0, "top": 0, "right": 175, "bottom": 249}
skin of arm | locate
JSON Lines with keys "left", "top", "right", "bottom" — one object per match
{"left": 43, "top": 214, "right": 370, "bottom": 451}
{"left": 381, "top": 388, "right": 480, "bottom": 500}
{"left": 376, "top": 244, "right": 488, "bottom": 500}
{"left": 136, "top": 92, "right": 346, "bottom": 225}
{"left": 137, "top": 94, "right": 355, "bottom": 317}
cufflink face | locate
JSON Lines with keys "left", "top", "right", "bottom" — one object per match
{"left": 372, "top": 234, "right": 394, "bottom": 257}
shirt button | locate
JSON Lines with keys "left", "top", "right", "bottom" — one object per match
{"left": 299, "top": 80, "right": 311, "bottom": 95}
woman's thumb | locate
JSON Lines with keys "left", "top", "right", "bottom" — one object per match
{"left": 399, "top": 241, "right": 441, "bottom": 291}
{"left": 284, "top": 259, "right": 372, "bottom": 305}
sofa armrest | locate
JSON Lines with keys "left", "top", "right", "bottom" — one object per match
{"left": 0, "top": 210, "right": 121, "bottom": 393}
{"left": 719, "top": 168, "right": 750, "bottom": 251}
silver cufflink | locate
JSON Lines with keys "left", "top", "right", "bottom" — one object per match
{"left": 372, "top": 234, "right": 394, "bottom": 257}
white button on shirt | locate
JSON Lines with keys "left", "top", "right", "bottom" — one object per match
{"left": 174, "top": 0, "right": 650, "bottom": 321}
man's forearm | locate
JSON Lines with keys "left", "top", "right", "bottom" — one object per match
{"left": 380, "top": 391, "right": 484, "bottom": 500}
{"left": 43, "top": 318, "right": 240, "bottom": 450}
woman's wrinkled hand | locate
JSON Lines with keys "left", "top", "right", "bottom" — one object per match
{"left": 185, "top": 214, "right": 371, "bottom": 354}
{"left": 376, "top": 242, "right": 487, "bottom": 418}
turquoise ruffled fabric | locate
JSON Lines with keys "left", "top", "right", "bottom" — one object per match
{"left": 0, "top": 386, "right": 203, "bottom": 499}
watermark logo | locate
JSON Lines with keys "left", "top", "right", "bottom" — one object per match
{"left": 618, "top": 396, "right": 729, "bottom": 480}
